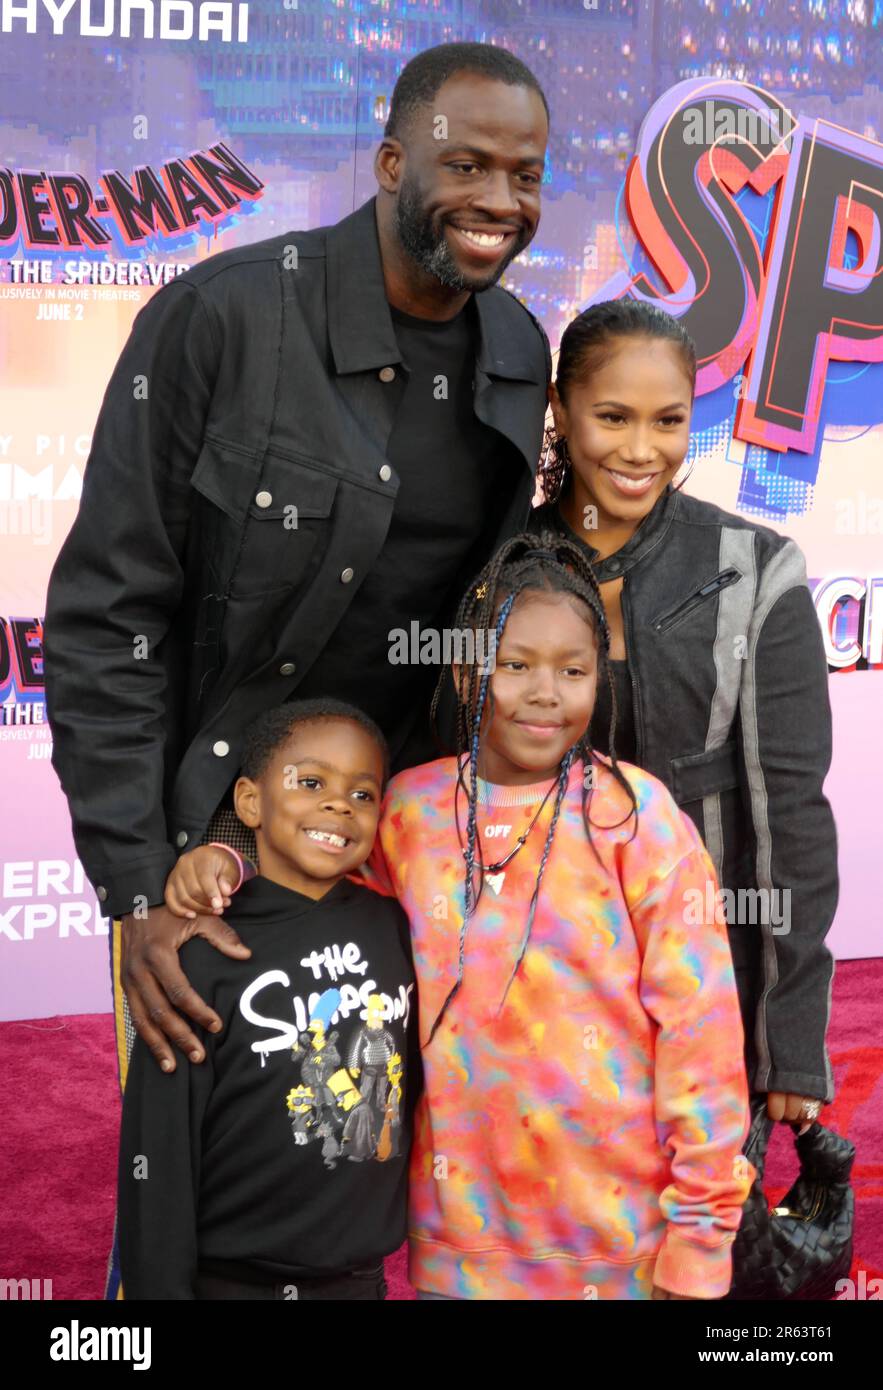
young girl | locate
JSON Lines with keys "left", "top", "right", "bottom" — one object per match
{"left": 359, "top": 530, "right": 755, "bottom": 1300}
{"left": 530, "top": 299, "right": 836, "bottom": 1134}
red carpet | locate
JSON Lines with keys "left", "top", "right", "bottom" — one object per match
{"left": 2, "top": 958, "right": 881, "bottom": 1301}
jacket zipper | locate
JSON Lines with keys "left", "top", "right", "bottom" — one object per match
{"left": 651, "top": 567, "right": 742, "bottom": 634}
{"left": 620, "top": 572, "right": 643, "bottom": 764}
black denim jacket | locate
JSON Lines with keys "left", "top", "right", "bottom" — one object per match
{"left": 531, "top": 487, "right": 839, "bottom": 1102}
{"left": 43, "top": 196, "right": 550, "bottom": 920}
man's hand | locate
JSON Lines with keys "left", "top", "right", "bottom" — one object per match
{"left": 121, "top": 902, "right": 252, "bottom": 1073}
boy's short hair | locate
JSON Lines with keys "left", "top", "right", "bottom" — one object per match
{"left": 240, "top": 699, "right": 390, "bottom": 789}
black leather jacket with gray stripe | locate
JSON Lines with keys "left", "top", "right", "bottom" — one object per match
{"left": 530, "top": 486, "right": 838, "bottom": 1103}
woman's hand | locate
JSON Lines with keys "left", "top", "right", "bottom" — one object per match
{"left": 766, "top": 1090, "right": 823, "bottom": 1135}
{"left": 164, "top": 844, "right": 242, "bottom": 919}
{"left": 651, "top": 1285, "right": 700, "bottom": 1300}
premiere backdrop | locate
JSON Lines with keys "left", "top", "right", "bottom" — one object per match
{"left": 1, "top": 1, "right": 881, "bottom": 1019}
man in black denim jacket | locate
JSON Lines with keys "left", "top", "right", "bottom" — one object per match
{"left": 43, "top": 46, "right": 552, "bottom": 1076}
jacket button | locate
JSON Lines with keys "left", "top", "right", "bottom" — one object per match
{"left": 176, "top": 831, "right": 189, "bottom": 848}
{"left": 279, "top": 662, "right": 296, "bottom": 676}
{"left": 340, "top": 567, "right": 354, "bottom": 583}
{"left": 607, "top": 558, "right": 621, "bottom": 573}
{"left": 96, "top": 885, "right": 108, "bottom": 903}
{"left": 213, "top": 740, "right": 230, "bottom": 757}
{"left": 379, "top": 464, "right": 392, "bottom": 482}
{"left": 378, "top": 366, "right": 396, "bottom": 382}
{"left": 255, "top": 490, "right": 273, "bottom": 508}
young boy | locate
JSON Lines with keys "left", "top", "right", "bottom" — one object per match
{"left": 117, "top": 698, "right": 418, "bottom": 1300}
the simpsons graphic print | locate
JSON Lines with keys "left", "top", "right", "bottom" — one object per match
{"left": 285, "top": 987, "right": 405, "bottom": 1169}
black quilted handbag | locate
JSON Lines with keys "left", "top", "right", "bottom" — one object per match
{"left": 726, "top": 1094, "right": 855, "bottom": 1300}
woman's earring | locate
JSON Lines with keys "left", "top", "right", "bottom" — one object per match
{"left": 539, "top": 424, "right": 558, "bottom": 473}
{"left": 555, "top": 437, "right": 572, "bottom": 503}
{"left": 540, "top": 428, "right": 571, "bottom": 504}
{"left": 672, "top": 436, "right": 697, "bottom": 491}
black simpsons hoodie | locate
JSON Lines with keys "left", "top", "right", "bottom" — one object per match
{"left": 118, "top": 873, "right": 419, "bottom": 1298}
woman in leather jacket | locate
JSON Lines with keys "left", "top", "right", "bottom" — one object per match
{"left": 529, "top": 299, "right": 838, "bottom": 1132}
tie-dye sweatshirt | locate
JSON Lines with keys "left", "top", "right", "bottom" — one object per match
{"left": 358, "top": 753, "right": 755, "bottom": 1301}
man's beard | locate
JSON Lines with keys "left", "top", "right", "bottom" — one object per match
{"left": 393, "top": 172, "right": 527, "bottom": 293}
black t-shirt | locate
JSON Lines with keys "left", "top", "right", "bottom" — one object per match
{"left": 294, "top": 297, "right": 518, "bottom": 765}
{"left": 591, "top": 658, "right": 638, "bottom": 764}
{"left": 118, "top": 875, "right": 418, "bottom": 1298}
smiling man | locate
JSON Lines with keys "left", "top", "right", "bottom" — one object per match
{"left": 44, "top": 44, "right": 551, "bottom": 1116}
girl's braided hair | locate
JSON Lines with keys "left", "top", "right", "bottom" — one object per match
{"left": 427, "top": 530, "right": 639, "bottom": 1033}
{"left": 540, "top": 298, "right": 698, "bottom": 504}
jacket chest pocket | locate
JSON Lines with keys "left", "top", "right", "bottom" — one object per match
{"left": 191, "top": 442, "right": 340, "bottom": 598}
{"left": 650, "top": 567, "right": 742, "bottom": 635}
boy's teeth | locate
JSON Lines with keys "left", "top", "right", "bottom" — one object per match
{"left": 459, "top": 229, "right": 505, "bottom": 246}
{"left": 306, "top": 829, "right": 347, "bottom": 846}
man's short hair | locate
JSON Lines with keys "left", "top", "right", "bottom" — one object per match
{"left": 384, "top": 41, "right": 549, "bottom": 143}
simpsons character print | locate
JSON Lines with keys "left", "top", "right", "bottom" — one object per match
{"left": 238, "top": 940, "right": 413, "bottom": 1171}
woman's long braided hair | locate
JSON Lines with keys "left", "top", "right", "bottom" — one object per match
{"left": 427, "top": 530, "right": 640, "bottom": 1030}
{"left": 540, "top": 298, "right": 698, "bottom": 504}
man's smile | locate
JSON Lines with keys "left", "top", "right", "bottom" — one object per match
{"left": 448, "top": 222, "right": 520, "bottom": 261}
